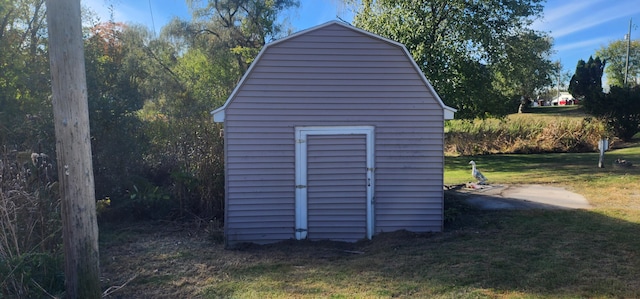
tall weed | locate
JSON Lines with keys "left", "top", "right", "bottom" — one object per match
{"left": 445, "top": 113, "right": 607, "bottom": 156}
{"left": 0, "top": 150, "right": 64, "bottom": 298}
{"left": 140, "top": 116, "right": 225, "bottom": 221}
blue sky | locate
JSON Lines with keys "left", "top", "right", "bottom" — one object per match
{"left": 85, "top": 0, "right": 640, "bottom": 75}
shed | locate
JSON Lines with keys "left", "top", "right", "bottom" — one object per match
{"left": 211, "top": 21, "right": 456, "bottom": 246}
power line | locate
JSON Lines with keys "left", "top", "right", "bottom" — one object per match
{"left": 148, "top": 0, "right": 157, "bottom": 37}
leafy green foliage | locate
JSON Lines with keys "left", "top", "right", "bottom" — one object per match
{"left": 183, "top": 0, "right": 300, "bottom": 71}
{"left": 351, "top": 0, "right": 553, "bottom": 119}
{"left": 125, "top": 0, "right": 299, "bottom": 221}
{"left": 84, "top": 22, "right": 150, "bottom": 200}
{"left": 172, "top": 48, "right": 240, "bottom": 116}
{"left": 493, "top": 30, "right": 554, "bottom": 113}
{"left": 0, "top": 0, "right": 54, "bottom": 154}
{"left": 569, "top": 56, "right": 640, "bottom": 141}
{"left": 596, "top": 39, "right": 640, "bottom": 88}
{"left": 593, "top": 86, "right": 640, "bottom": 141}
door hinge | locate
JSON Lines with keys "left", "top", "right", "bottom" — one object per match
{"left": 296, "top": 139, "right": 306, "bottom": 143}
{"left": 296, "top": 185, "right": 307, "bottom": 189}
{"left": 295, "top": 228, "right": 307, "bottom": 232}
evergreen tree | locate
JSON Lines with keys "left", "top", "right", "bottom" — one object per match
{"left": 568, "top": 56, "right": 606, "bottom": 104}
{"left": 570, "top": 56, "right": 640, "bottom": 141}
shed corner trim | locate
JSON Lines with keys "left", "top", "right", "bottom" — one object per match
{"left": 444, "top": 106, "right": 456, "bottom": 120}
{"left": 211, "top": 107, "right": 225, "bottom": 123}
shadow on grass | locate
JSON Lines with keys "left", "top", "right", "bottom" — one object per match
{"left": 200, "top": 206, "right": 640, "bottom": 298}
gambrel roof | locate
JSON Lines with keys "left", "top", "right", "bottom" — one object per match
{"left": 211, "top": 21, "right": 455, "bottom": 122}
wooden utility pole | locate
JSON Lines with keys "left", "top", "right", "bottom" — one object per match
{"left": 624, "top": 18, "right": 632, "bottom": 87}
{"left": 45, "top": 0, "right": 101, "bottom": 298}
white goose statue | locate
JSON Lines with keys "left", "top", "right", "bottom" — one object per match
{"left": 469, "top": 161, "right": 488, "bottom": 185}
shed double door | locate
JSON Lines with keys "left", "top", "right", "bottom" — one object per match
{"left": 295, "top": 126, "right": 374, "bottom": 242}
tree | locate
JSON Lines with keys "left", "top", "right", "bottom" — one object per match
{"left": 568, "top": 56, "right": 606, "bottom": 105}
{"left": 84, "top": 21, "right": 149, "bottom": 199}
{"left": 102, "top": 0, "right": 300, "bottom": 220}
{"left": 596, "top": 39, "right": 640, "bottom": 88}
{"left": 176, "top": 0, "right": 300, "bottom": 72}
{"left": 0, "top": 0, "right": 53, "bottom": 152}
{"left": 599, "top": 86, "right": 640, "bottom": 140}
{"left": 45, "top": 0, "right": 101, "bottom": 297}
{"left": 142, "top": 0, "right": 299, "bottom": 118}
{"left": 492, "top": 29, "right": 554, "bottom": 113}
{"left": 349, "top": 0, "right": 550, "bottom": 118}
{"left": 569, "top": 56, "right": 640, "bottom": 141}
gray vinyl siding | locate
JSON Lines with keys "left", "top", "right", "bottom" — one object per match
{"left": 224, "top": 23, "right": 445, "bottom": 244}
{"left": 306, "top": 134, "right": 367, "bottom": 242}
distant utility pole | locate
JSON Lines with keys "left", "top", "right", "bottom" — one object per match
{"left": 557, "top": 61, "right": 561, "bottom": 98}
{"left": 45, "top": 0, "right": 101, "bottom": 298}
{"left": 625, "top": 18, "right": 632, "bottom": 87}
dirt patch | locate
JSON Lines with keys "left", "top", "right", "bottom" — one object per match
{"left": 100, "top": 222, "right": 222, "bottom": 298}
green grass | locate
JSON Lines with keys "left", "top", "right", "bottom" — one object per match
{"left": 200, "top": 144, "right": 640, "bottom": 298}
{"left": 101, "top": 142, "right": 640, "bottom": 298}
{"left": 191, "top": 208, "right": 640, "bottom": 298}
{"left": 446, "top": 145, "right": 640, "bottom": 210}
{"left": 526, "top": 105, "right": 587, "bottom": 116}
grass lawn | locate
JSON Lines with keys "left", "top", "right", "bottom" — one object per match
{"left": 526, "top": 105, "right": 586, "bottom": 116}
{"left": 446, "top": 144, "right": 640, "bottom": 211}
{"left": 100, "top": 143, "right": 640, "bottom": 298}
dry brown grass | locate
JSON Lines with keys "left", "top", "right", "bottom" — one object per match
{"left": 0, "top": 151, "right": 63, "bottom": 298}
{"left": 446, "top": 107, "right": 607, "bottom": 156}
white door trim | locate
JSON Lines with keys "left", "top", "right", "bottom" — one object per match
{"left": 294, "top": 126, "right": 375, "bottom": 240}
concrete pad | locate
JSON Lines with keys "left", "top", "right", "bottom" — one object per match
{"left": 457, "top": 184, "right": 592, "bottom": 210}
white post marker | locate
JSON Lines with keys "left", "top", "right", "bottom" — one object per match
{"left": 598, "top": 138, "right": 609, "bottom": 168}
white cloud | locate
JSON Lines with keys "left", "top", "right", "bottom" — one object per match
{"left": 533, "top": 0, "right": 604, "bottom": 32}
{"left": 534, "top": 0, "right": 640, "bottom": 38}
{"left": 554, "top": 4, "right": 640, "bottom": 38}
{"left": 555, "top": 37, "right": 611, "bottom": 52}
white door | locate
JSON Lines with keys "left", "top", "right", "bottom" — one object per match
{"left": 295, "top": 126, "right": 374, "bottom": 241}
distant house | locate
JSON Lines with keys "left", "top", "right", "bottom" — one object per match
{"left": 211, "top": 21, "right": 456, "bottom": 246}
{"left": 551, "top": 92, "right": 576, "bottom": 106}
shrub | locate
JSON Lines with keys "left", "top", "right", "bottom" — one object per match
{"left": 95, "top": 114, "right": 225, "bottom": 223}
{"left": 0, "top": 150, "right": 64, "bottom": 298}
{"left": 597, "top": 86, "right": 640, "bottom": 141}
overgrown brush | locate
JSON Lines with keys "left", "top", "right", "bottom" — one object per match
{"left": 445, "top": 113, "right": 607, "bottom": 155}
{"left": 0, "top": 150, "right": 64, "bottom": 298}
{"left": 104, "top": 116, "right": 225, "bottom": 222}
